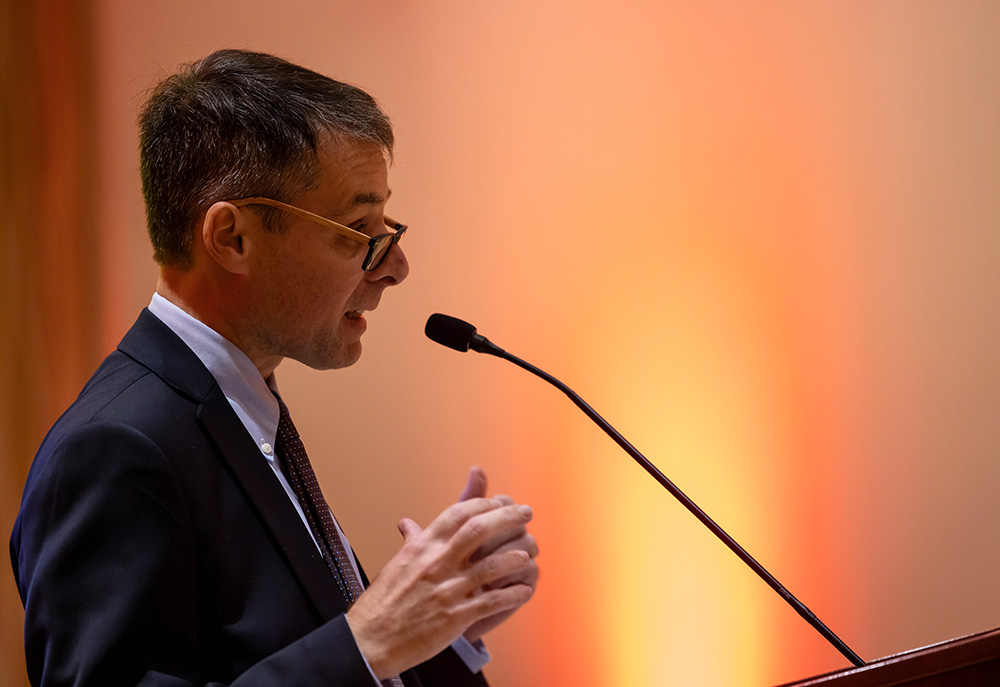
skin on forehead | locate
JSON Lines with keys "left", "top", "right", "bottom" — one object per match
{"left": 293, "top": 137, "right": 391, "bottom": 221}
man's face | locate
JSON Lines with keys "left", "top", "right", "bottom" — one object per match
{"left": 242, "top": 139, "right": 409, "bottom": 371}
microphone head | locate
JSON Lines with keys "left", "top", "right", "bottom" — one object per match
{"left": 425, "top": 313, "right": 478, "bottom": 352}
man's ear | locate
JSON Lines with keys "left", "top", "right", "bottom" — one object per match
{"left": 201, "top": 202, "right": 250, "bottom": 274}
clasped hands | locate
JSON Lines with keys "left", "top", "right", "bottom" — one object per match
{"left": 346, "top": 467, "right": 539, "bottom": 680}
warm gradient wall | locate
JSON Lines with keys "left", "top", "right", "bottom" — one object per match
{"left": 4, "top": 2, "right": 1000, "bottom": 686}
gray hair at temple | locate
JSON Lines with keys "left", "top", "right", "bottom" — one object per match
{"left": 138, "top": 48, "right": 394, "bottom": 269}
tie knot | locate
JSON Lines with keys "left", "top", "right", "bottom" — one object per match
{"left": 274, "top": 394, "right": 290, "bottom": 425}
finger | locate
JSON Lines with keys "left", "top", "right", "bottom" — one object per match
{"left": 484, "top": 564, "right": 539, "bottom": 593}
{"left": 476, "top": 533, "right": 539, "bottom": 586}
{"left": 458, "top": 466, "right": 487, "bottom": 502}
{"left": 470, "top": 519, "right": 531, "bottom": 562}
{"left": 451, "top": 504, "right": 533, "bottom": 562}
{"left": 466, "top": 548, "right": 532, "bottom": 590}
{"left": 484, "top": 552, "right": 539, "bottom": 591}
{"left": 456, "top": 580, "right": 535, "bottom": 625}
{"left": 422, "top": 496, "right": 507, "bottom": 540}
{"left": 397, "top": 517, "right": 422, "bottom": 541}
{"left": 482, "top": 532, "right": 538, "bottom": 561}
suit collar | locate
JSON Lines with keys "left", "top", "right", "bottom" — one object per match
{"left": 148, "top": 294, "right": 280, "bottom": 464}
{"left": 117, "top": 308, "right": 218, "bottom": 403}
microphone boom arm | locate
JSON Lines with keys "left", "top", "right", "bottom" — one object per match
{"left": 481, "top": 335, "right": 865, "bottom": 668}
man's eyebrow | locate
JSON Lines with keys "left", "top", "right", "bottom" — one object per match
{"left": 353, "top": 189, "right": 392, "bottom": 206}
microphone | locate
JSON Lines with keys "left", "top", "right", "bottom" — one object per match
{"left": 425, "top": 313, "right": 504, "bottom": 356}
{"left": 424, "top": 313, "right": 865, "bottom": 668}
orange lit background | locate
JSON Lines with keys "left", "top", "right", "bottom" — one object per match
{"left": 4, "top": 2, "right": 1000, "bottom": 686}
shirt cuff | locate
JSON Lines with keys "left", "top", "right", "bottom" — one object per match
{"left": 450, "top": 636, "right": 491, "bottom": 674}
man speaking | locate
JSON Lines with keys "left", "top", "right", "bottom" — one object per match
{"left": 11, "top": 49, "right": 538, "bottom": 687}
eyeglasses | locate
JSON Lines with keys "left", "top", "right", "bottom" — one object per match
{"left": 228, "top": 197, "right": 407, "bottom": 272}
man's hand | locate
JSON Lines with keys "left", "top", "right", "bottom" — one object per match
{"left": 457, "top": 467, "right": 539, "bottom": 643}
{"left": 345, "top": 472, "right": 537, "bottom": 679}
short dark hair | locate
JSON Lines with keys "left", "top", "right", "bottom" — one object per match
{"left": 138, "top": 49, "right": 393, "bottom": 268}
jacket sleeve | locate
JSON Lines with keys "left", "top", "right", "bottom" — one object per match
{"left": 413, "top": 648, "right": 490, "bottom": 687}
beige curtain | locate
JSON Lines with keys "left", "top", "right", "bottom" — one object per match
{"left": 1, "top": 1, "right": 100, "bottom": 684}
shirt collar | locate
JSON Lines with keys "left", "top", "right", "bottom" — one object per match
{"left": 148, "top": 293, "right": 280, "bottom": 458}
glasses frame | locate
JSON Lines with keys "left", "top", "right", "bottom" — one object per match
{"left": 228, "top": 197, "right": 407, "bottom": 272}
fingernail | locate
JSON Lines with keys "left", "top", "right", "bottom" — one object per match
{"left": 518, "top": 505, "right": 533, "bottom": 519}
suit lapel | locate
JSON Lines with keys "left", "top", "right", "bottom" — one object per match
{"left": 118, "top": 310, "right": 349, "bottom": 622}
{"left": 196, "top": 386, "right": 350, "bottom": 621}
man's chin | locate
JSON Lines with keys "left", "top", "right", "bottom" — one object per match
{"left": 303, "top": 342, "right": 362, "bottom": 371}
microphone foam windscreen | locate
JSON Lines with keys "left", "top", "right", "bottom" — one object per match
{"left": 425, "top": 314, "right": 477, "bottom": 352}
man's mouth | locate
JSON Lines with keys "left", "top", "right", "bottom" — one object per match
{"left": 344, "top": 310, "right": 366, "bottom": 320}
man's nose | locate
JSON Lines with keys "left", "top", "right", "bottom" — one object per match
{"left": 366, "top": 242, "right": 409, "bottom": 285}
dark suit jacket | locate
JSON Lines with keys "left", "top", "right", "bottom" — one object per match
{"left": 11, "top": 310, "right": 489, "bottom": 687}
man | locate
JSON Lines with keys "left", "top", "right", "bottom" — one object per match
{"left": 11, "top": 49, "right": 538, "bottom": 687}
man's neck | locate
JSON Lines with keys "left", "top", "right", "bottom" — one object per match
{"left": 155, "top": 274, "right": 282, "bottom": 379}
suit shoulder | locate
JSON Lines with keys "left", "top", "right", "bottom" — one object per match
{"left": 27, "top": 350, "right": 204, "bottom": 493}
{"left": 57, "top": 349, "right": 201, "bottom": 439}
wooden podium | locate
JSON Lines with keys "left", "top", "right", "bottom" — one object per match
{"left": 776, "top": 628, "right": 1000, "bottom": 686}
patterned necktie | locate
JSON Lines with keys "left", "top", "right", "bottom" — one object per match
{"left": 273, "top": 397, "right": 405, "bottom": 687}
{"left": 274, "top": 396, "right": 364, "bottom": 602}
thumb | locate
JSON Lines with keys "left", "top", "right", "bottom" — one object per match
{"left": 397, "top": 517, "right": 422, "bottom": 541}
{"left": 458, "top": 465, "right": 488, "bottom": 502}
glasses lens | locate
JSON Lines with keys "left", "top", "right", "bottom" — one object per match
{"left": 365, "top": 237, "right": 390, "bottom": 271}
{"left": 363, "top": 224, "right": 406, "bottom": 272}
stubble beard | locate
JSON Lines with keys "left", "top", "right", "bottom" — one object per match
{"left": 246, "top": 319, "right": 362, "bottom": 373}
